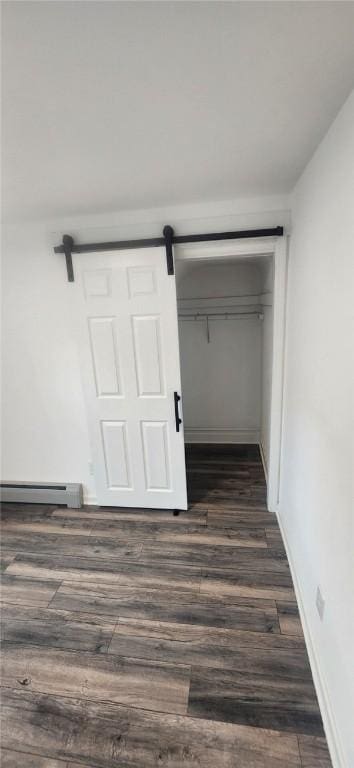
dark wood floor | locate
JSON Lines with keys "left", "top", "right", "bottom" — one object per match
{"left": 0, "top": 444, "right": 331, "bottom": 767}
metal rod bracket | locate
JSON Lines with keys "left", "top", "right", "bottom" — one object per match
{"left": 62, "top": 234, "right": 75, "bottom": 282}
{"left": 163, "top": 225, "right": 175, "bottom": 275}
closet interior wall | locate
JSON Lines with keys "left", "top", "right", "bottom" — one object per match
{"left": 176, "top": 256, "right": 274, "bottom": 475}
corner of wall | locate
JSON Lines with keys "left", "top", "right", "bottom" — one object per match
{"left": 259, "top": 440, "right": 268, "bottom": 484}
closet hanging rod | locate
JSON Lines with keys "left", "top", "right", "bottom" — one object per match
{"left": 54, "top": 225, "right": 283, "bottom": 282}
{"left": 178, "top": 291, "right": 272, "bottom": 301}
{"left": 179, "top": 311, "right": 263, "bottom": 320}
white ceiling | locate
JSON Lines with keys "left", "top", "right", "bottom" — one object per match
{"left": 3, "top": 1, "right": 354, "bottom": 222}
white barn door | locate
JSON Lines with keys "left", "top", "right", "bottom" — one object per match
{"left": 74, "top": 247, "right": 187, "bottom": 509}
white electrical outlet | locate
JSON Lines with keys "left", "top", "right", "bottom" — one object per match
{"left": 316, "top": 586, "right": 325, "bottom": 620}
{"left": 88, "top": 461, "right": 94, "bottom": 476}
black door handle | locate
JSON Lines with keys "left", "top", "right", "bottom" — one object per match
{"left": 174, "top": 391, "right": 182, "bottom": 432}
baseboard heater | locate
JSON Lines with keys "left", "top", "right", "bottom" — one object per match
{"left": 0, "top": 481, "right": 83, "bottom": 508}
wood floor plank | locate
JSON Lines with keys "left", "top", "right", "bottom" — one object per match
{"left": 208, "top": 510, "right": 278, "bottom": 528}
{"left": 188, "top": 666, "right": 324, "bottom": 736}
{"left": 112, "top": 616, "right": 303, "bottom": 650}
{"left": 200, "top": 566, "right": 297, "bottom": 601}
{"left": 187, "top": 464, "right": 264, "bottom": 474}
{"left": 6, "top": 554, "right": 202, "bottom": 591}
{"left": 188, "top": 466, "right": 255, "bottom": 477}
{"left": 1, "top": 688, "right": 302, "bottom": 767}
{"left": 53, "top": 506, "right": 207, "bottom": 525}
{"left": 187, "top": 454, "right": 263, "bottom": 464}
{"left": 0, "top": 503, "right": 57, "bottom": 521}
{"left": 51, "top": 582, "right": 280, "bottom": 632}
{"left": 1, "top": 603, "right": 116, "bottom": 653}
{"left": 277, "top": 601, "right": 304, "bottom": 636}
{"left": 297, "top": 735, "right": 332, "bottom": 767}
{"left": 1, "top": 748, "right": 100, "bottom": 768}
{"left": 1, "top": 642, "right": 190, "bottom": 715}
{"left": 155, "top": 527, "right": 267, "bottom": 548}
{"left": 188, "top": 492, "right": 267, "bottom": 504}
{"left": 109, "top": 618, "right": 310, "bottom": 676}
{"left": 188, "top": 474, "right": 265, "bottom": 483}
{"left": 187, "top": 464, "right": 265, "bottom": 475}
{"left": 1, "top": 519, "right": 94, "bottom": 536}
{"left": 3, "top": 518, "right": 224, "bottom": 544}
{"left": 140, "top": 542, "right": 289, "bottom": 571}
{"left": 0, "top": 575, "right": 59, "bottom": 607}
{"left": 0, "top": 552, "right": 16, "bottom": 571}
{"left": 204, "top": 501, "right": 269, "bottom": 512}
{"left": 1, "top": 531, "right": 143, "bottom": 561}
{"left": 68, "top": 764, "right": 99, "bottom": 767}
{"left": 188, "top": 473, "right": 266, "bottom": 485}
{"left": 188, "top": 479, "right": 266, "bottom": 490}
{"left": 0, "top": 749, "right": 69, "bottom": 767}
{"left": 188, "top": 479, "right": 266, "bottom": 492}
{"left": 88, "top": 521, "right": 267, "bottom": 547}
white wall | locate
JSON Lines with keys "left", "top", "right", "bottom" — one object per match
{"left": 1, "top": 197, "right": 289, "bottom": 500}
{"left": 177, "top": 261, "right": 262, "bottom": 443}
{"left": 1, "top": 223, "right": 95, "bottom": 498}
{"left": 279, "top": 92, "right": 354, "bottom": 768}
{"left": 259, "top": 257, "right": 274, "bottom": 474}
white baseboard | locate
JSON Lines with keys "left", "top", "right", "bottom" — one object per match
{"left": 184, "top": 428, "right": 260, "bottom": 444}
{"left": 276, "top": 508, "right": 346, "bottom": 768}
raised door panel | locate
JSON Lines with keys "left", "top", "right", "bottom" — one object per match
{"left": 88, "top": 318, "right": 123, "bottom": 397}
{"left": 141, "top": 421, "right": 171, "bottom": 491}
{"left": 83, "top": 269, "right": 112, "bottom": 299}
{"left": 101, "top": 421, "right": 132, "bottom": 489}
{"left": 132, "top": 315, "right": 165, "bottom": 397}
{"left": 127, "top": 266, "right": 157, "bottom": 297}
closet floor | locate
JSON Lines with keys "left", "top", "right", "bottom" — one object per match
{"left": 0, "top": 444, "right": 331, "bottom": 767}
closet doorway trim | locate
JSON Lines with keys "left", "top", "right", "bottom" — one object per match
{"left": 175, "top": 235, "right": 288, "bottom": 514}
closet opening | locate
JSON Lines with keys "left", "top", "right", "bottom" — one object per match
{"left": 175, "top": 245, "right": 281, "bottom": 511}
